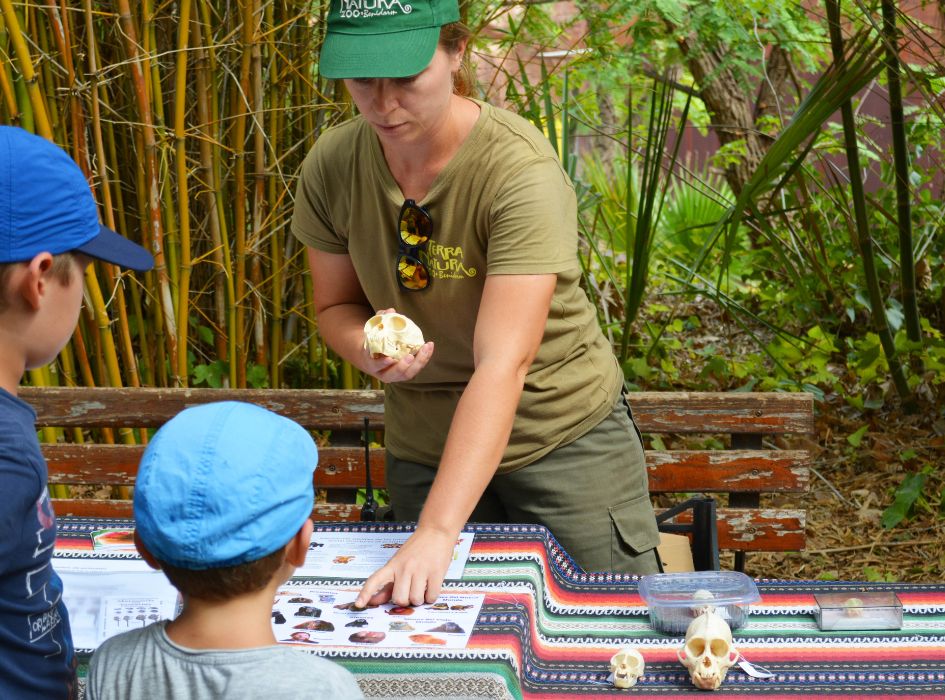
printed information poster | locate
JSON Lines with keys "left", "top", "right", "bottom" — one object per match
{"left": 299, "top": 531, "right": 474, "bottom": 580}
{"left": 55, "top": 562, "right": 181, "bottom": 650}
{"left": 55, "top": 528, "right": 479, "bottom": 650}
{"left": 56, "top": 557, "right": 482, "bottom": 651}
{"left": 273, "top": 586, "right": 484, "bottom": 650}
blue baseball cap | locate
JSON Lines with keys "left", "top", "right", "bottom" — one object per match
{"left": 134, "top": 401, "right": 318, "bottom": 570}
{"left": 0, "top": 126, "right": 153, "bottom": 271}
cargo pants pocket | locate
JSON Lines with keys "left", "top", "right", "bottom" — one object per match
{"left": 609, "top": 494, "right": 662, "bottom": 574}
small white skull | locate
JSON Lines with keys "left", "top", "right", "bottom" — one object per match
{"left": 677, "top": 609, "right": 738, "bottom": 691}
{"left": 691, "top": 588, "right": 717, "bottom": 617}
{"left": 609, "top": 647, "right": 645, "bottom": 689}
{"left": 363, "top": 313, "right": 425, "bottom": 360}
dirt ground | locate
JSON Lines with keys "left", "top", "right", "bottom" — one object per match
{"left": 732, "top": 402, "right": 945, "bottom": 583}
{"left": 633, "top": 290, "right": 945, "bottom": 583}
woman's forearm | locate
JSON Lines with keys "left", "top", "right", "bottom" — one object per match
{"left": 416, "top": 359, "right": 525, "bottom": 536}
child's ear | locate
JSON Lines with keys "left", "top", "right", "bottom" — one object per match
{"left": 18, "top": 253, "right": 54, "bottom": 310}
{"left": 284, "top": 518, "right": 314, "bottom": 568}
{"left": 133, "top": 530, "right": 163, "bottom": 571}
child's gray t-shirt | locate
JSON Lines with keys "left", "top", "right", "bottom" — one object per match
{"left": 86, "top": 621, "right": 364, "bottom": 699}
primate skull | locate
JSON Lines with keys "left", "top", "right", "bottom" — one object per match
{"left": 609, "top": 647, "right": 645, "bottom": 689}
{"left": 677, "top": 609, "right": 738, "bottom": 690}
{"left": 363, "top": 313, "right": 425, "bottom": 360}
{"left": 691, "top": 589, "right": 717, "bottom": 617}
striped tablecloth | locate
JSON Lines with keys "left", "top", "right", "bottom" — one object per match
{"left": 58, "top": 519, "right": 945, "bottom": 698}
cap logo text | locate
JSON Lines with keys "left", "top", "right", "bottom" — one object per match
{"left": 339, "top": 0, "right": 413, "bottom": 19}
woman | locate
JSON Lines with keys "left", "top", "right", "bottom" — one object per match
{"left": 291, "top": 0, "right": 661, "bottom": 608}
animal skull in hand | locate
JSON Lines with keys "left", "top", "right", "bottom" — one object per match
{"left": 677, "top": 609, "right": 738, "bottom": 690}
{"left": 609, "top": 647, "right": 645, "bottom": 688}
{"left": 363, "top": 313, "right": 425, "bottom": 360}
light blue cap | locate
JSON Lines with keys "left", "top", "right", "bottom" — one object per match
{"left": 134, "top": 401, "right": 317, "bottom": 569}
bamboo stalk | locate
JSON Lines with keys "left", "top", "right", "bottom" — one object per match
{"left": 115, "top": 0, "right": 178, "bottom": 383}
{"left": 33, "top": 10, "right": 63, "bottom": 145}
{"left": 250, "top": 2, "right": 266, "bottom": 375}
{"left": 190, "top": 13, "right": 228, "bottom": 369}
{"left": 0, "top": 0, "right": 52, "bottom": 137}
{"left": 0, "top": 13, "right": 18, "bottom": 121}
{"left": 41, "top": 2, "right": 80, "bottom": 151}
{"left": 201, "top": 3, "right": 237, "bottom": 386}
{"left": 174, "top": 0, "right": 193, "bottom": 384}
{"left": 879, "top": 0, "right": 921, "bottom": 345}
{"left": 232, "top": 0, "right": 255, "bottom": 387}
{"left": 825, "top": 0, "right": 914, "bottom": 410}
{"left": 268, "top": 76, "right": 282, "bottom": 391}
{"left": 80, "top": 0, "right": 144, "bottom": 393}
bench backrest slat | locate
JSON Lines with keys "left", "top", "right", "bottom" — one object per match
{"left": 22, "top": 387, "right": 385, "bottom": 431}
{"left": 22, "top": 387, "right": 813, "bottom": 435}
{"left": 43, "top": 444, "right": 809, "bottom": 493}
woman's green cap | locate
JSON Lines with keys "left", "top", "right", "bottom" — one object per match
{"left": 320, "top": 0, "right": 460, "bottom": 79}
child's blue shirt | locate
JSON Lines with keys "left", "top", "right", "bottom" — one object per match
{"left": 0, "top": 387, "right": 74, "bottom": 699}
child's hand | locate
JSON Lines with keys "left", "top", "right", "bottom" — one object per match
{"left": 354, "top": 526, "right": 456, "bottom": 608}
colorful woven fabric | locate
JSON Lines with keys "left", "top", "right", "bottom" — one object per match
{"left": 58, "top": 519, "right": 945, "bottom": 698}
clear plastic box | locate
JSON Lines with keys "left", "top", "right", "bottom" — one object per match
{"left": 814, "top": 592, "right": 903, "bottom": 631}
{"left": 638, "top": 571, "right": 760, "bottom": 634}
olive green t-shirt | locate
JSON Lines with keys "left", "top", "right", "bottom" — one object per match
{"left": 291, "top": 100, "right": 622, "bottom": 473}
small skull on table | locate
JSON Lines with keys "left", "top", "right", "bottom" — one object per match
{"left": 609, "top": 647, "right": 645, "bottom": 689}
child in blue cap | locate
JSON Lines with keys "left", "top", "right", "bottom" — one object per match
{"left": 0, "top": 126, "right": 154, "bottom": 700}
{"left": 86, "top": 401, "right": 364, "bottom": 699}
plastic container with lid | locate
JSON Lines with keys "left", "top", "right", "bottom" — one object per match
{"left": 814, "top": 592, "right": 902, "bottom": 631}
{"left": 638, "top": 571, "right": 760, "bottom": 634}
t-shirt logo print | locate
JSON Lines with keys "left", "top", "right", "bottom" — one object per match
{"left": 339, "top": 0, "right": 413, "bottom": 19}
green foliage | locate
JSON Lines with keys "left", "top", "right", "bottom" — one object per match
{"left": 862, "top": 566, "right": 897, "bottom": 583}
{"left": 356, "top": 489, "right": 389, "bottom": 508}
{"left": 659, "top": 166, "right": 736, "bottom": 259}
{"left": 192, "top": 360, "right": 227, "bottom": 388}
{"left": 882, "top": 466, "right": 932, "bottom": 530}
{"left": 846, "top": 426, "right": 868, "bottom": 448}
{"left": 192, "top": 361, "right": 269, "bottom": 389}
{"left": 616, "top": 0, "right": 830, "bottom": 74}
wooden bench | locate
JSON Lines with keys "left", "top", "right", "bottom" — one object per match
{"left": 23, "top": 387, "right": 814, "bottom": 572}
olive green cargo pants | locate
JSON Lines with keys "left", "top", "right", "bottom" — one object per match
{"left": 385, "top": 394, "right": 662, "bottom": 575}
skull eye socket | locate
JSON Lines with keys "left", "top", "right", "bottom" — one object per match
{"left": 687, "top": 640, "right": 706, "bottom": 656}
{"left": 710, "top": 639, "right": 730, "bottom": 657}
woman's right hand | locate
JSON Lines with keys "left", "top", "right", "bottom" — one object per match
{"left": 354, "top": 524, "right": 457, "bottom": 608}
{"left": 365, "top": 340, "right": 434, "bottom": 382}
{"left": 362, "top": 308, "right": 434, "bottom": 382}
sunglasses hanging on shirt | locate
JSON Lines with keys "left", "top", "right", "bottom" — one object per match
{"left": 396, "top": 199, "right": 432, "bottom": 291}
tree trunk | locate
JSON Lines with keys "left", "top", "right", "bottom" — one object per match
{"left": 671, "top": 31, "right": 796, "bottom": 201}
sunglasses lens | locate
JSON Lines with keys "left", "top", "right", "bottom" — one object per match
{"left": 400, "top": 204, "right": 432, "bottom": 246}
{"left": 398, "top": 254, "right": 429, "bottom": 290}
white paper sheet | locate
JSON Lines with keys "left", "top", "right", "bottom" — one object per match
{"left": 56, "top": 566, "right": 180, "bottom": 650}
{"left": 299, "top": 531, "right": 474, "bottom": 580}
